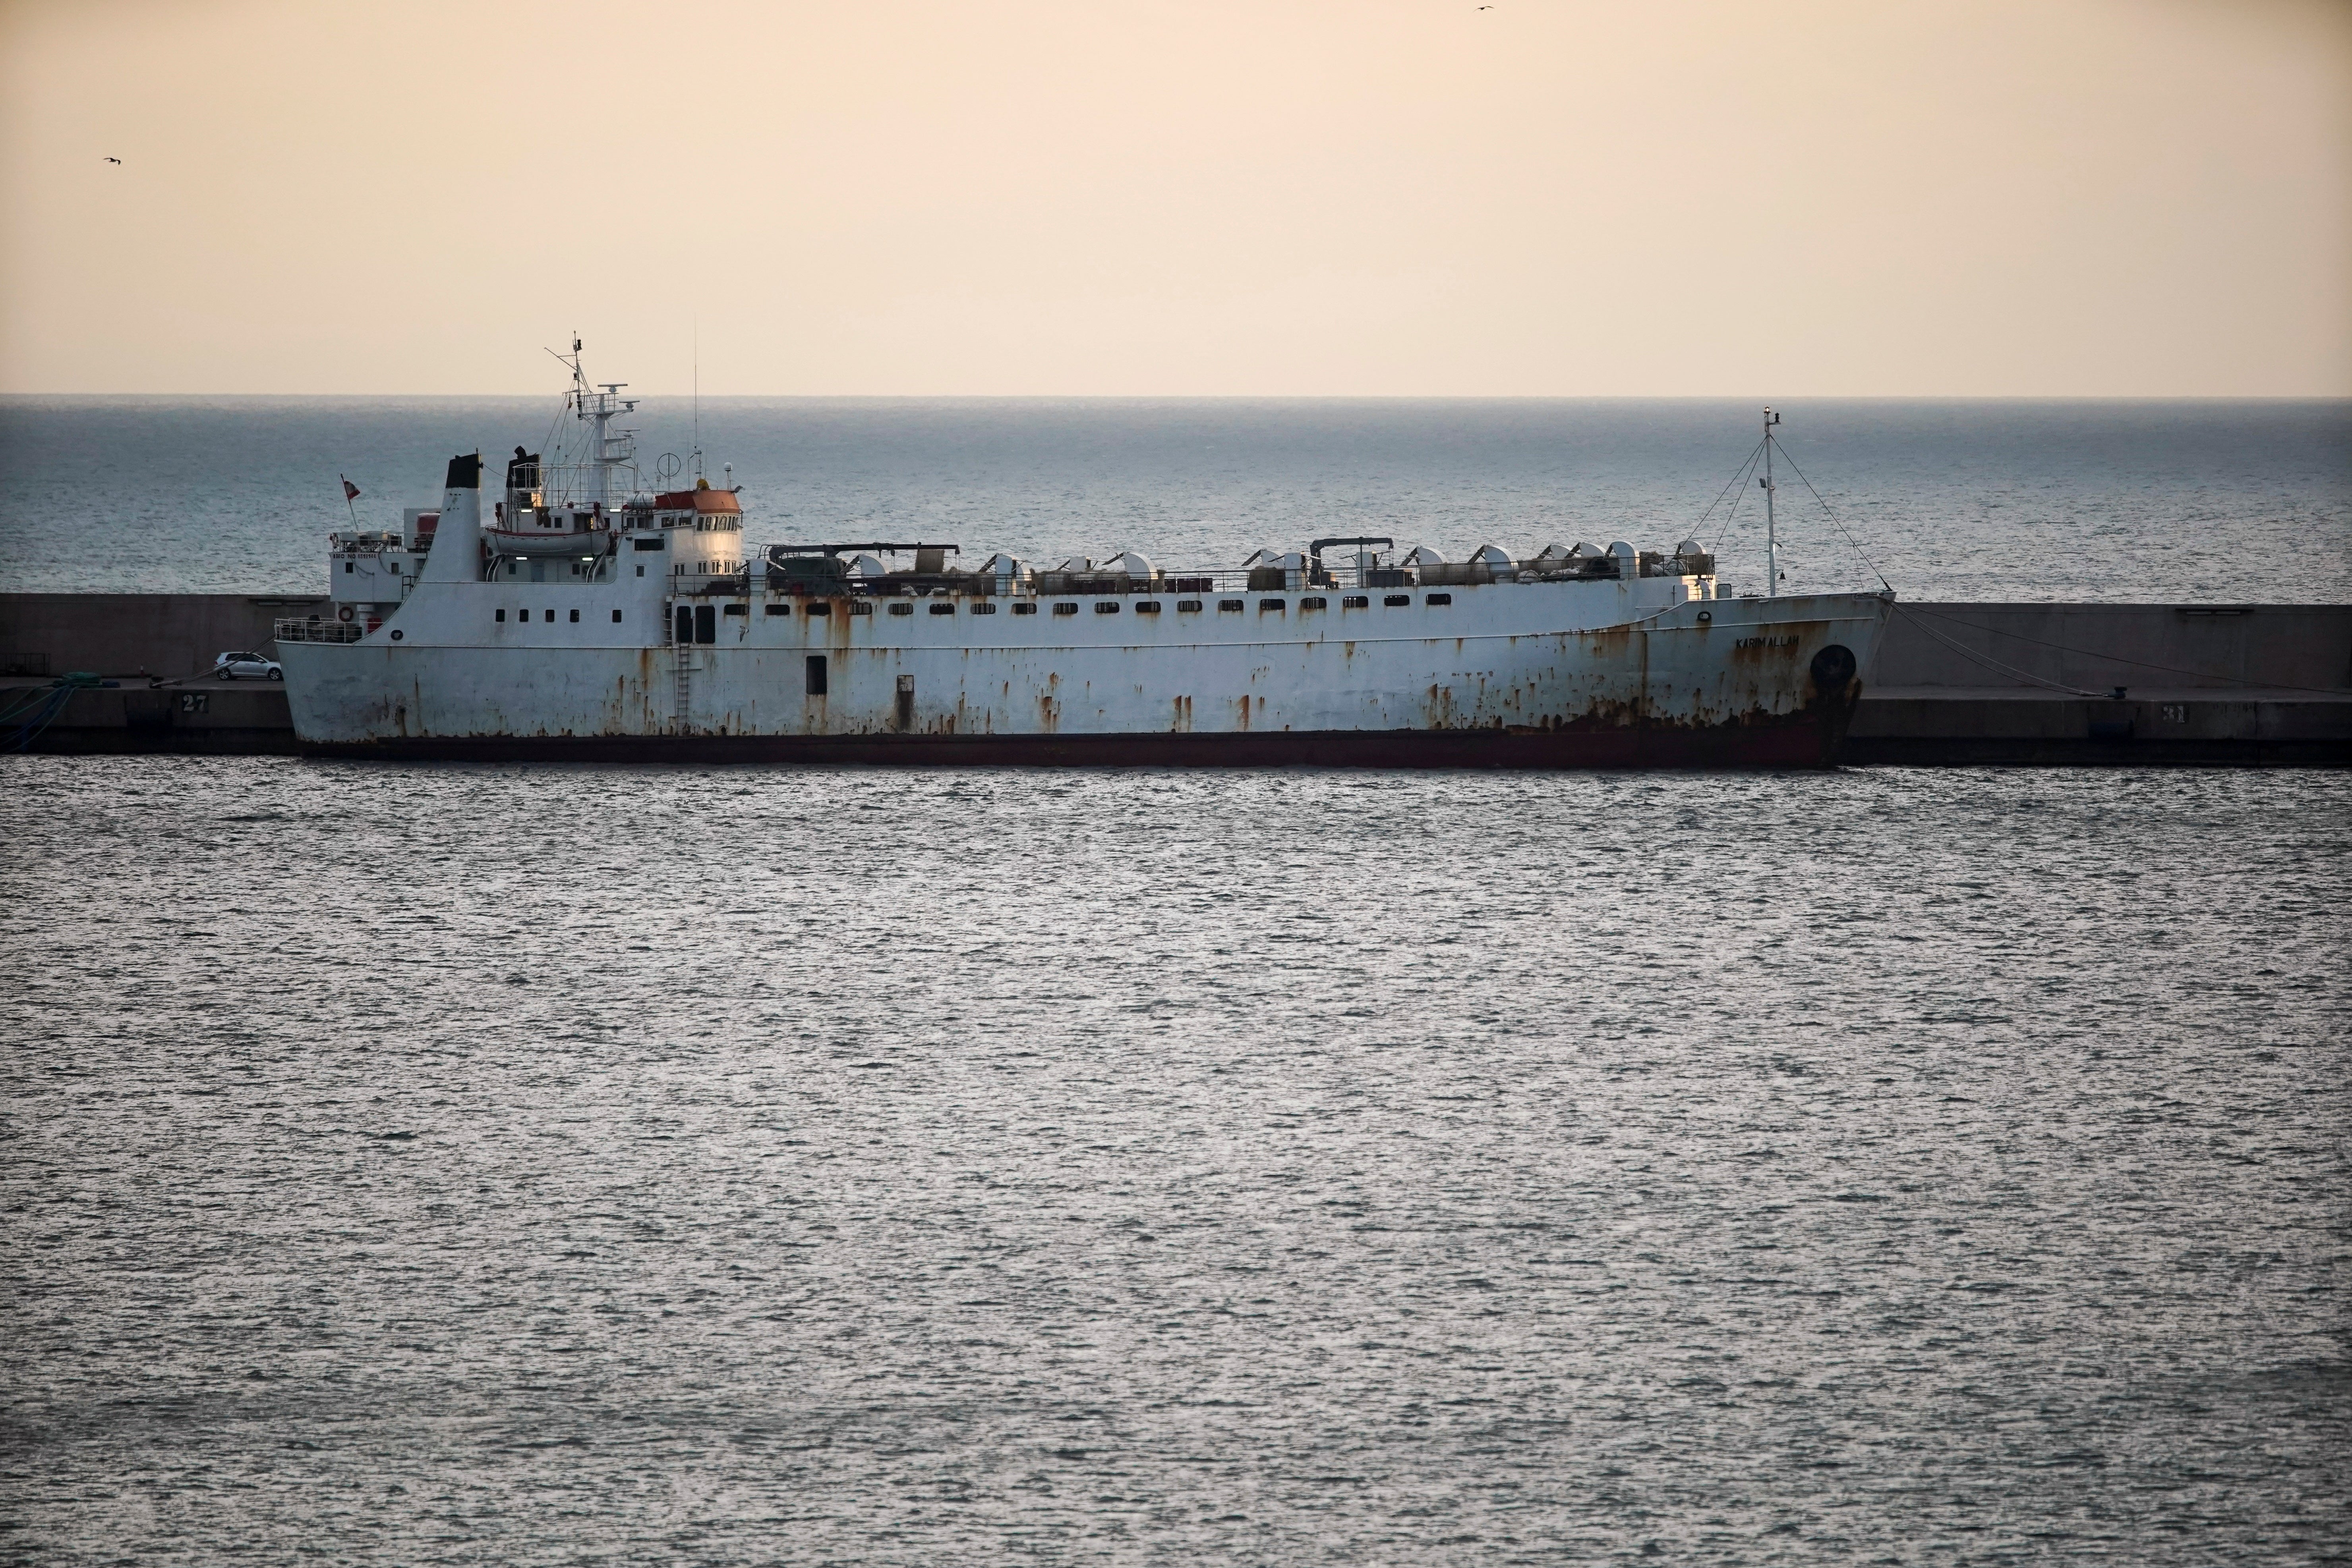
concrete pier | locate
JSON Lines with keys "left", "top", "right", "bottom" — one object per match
{"left": 4, "top": 592, "right": 2346, "bottom": 764}
{"left": 1844, "top": 601, "right": 2352, "bottom": 764}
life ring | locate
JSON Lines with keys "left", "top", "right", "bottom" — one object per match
{"left": 337, "top": 605, "right": 355, "bottom": 623}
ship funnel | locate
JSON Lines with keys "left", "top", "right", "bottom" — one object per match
{"left": 420, "top": 452, "right": 484, "bottom": 583}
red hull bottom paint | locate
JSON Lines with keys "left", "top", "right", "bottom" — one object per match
{"left": 302, "top": 705, "right": 1857, "bottom": 768}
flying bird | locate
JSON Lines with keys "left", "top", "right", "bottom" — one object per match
{"left": 103, "top": 156, "right": 122, "bottom": 164}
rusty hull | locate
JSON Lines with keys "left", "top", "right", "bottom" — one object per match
{"left": 279, "top": 580, "right": 1891, "bottom": 768}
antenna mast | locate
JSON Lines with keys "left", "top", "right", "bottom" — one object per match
{"left": 1762, "top": 406, "right": 1782, "bottom": 597}
{"left": 563, "top": 335, "right": 637, "bottom": 509}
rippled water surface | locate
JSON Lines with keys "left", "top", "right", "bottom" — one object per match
{"left": 3, "top": 758, "right": 2347, "bottom": 1563}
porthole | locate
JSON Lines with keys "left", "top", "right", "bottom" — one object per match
{"left": 1177, "top": 599, "right": 1203, "bottom": 613}
{"left": 1013, "top": 602, "right": 1038, "bottom": 615}
{"left": 1426, "top": 593, "right": 1453, "bottom": 606}
{"left": 723, "top": 604, "right": 747, "bottom": 617}
{"left": 1219, "top": 599, "right": 1244, "bottom": 612}
{"left": 849, "top": 602, "right": 872, "bottom": 616}
{"left": 765, "top": 603, "right": 789, "bottom": 616}
{"left": 1133, "top": 601, "right": 1161, "bottom": 614}
{"left": 1259, "top": 599, "right": 1285, "bottom": 613}
{"left": 1053, "top": 602, "right": 1078, "bottom": 616}
{"left": 971, "top": 602, "right": 998, "bottom": 615}
{"left": 1094, "top": 601, "right": 1120, "bottom": 614}
{"left": 928, "top": 602, "right": 956, "bottom": 615}
{"left": 1299, "top": 597, "right": 1326, "bottom": 611}
{"left": 389, "top": 629, "right": 404, "bottom": 641}
{"left": 1697, "top": 609, "right": 1713, "bottom": 623}
{"left": 1342, "top": 595, "right": 1367, "bottom": 608}
{"left": 889, "top": 603, "right": 914, "bottom": 617}
{"left": 1384, "top": 594, "right": 1410, "bottom": 607}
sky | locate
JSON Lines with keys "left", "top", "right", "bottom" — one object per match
{"left": 2, "top": 0, "right": 2348, "bottom": 396}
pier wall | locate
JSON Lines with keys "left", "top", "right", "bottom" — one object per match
{"left": 0, "top": 593, "right": 327, "bottom": 680}
{"left": 1844, "top": 601, "right": 2351, "bottom": 764}
{"left": 1868, "top": 602, "right": 2352, "bottom": 692}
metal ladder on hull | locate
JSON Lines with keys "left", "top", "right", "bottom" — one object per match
{"left": 671, "top": 649, "right": 692, "bottom": 732}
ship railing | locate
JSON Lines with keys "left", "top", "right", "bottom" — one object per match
{"left": 274, "top": 617, "right": 364, "bottom": 644}
{"left": 743, "top": 563, "right": 1423, "bottom": 597}
{"left": 728, "top": 553, "right": 1712, "bottom": 598}
{"left": 520, "top": 459, "right": 644, "bottom": 507}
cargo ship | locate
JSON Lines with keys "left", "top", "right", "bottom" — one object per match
{"left": 276, "top": 352, "right": 1891, "bottom": 766}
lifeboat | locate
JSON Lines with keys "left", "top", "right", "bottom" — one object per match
{"left": 484, "top": 505, "right": 612, "bottom": 557}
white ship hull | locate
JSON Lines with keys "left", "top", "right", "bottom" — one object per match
{"left": 279, "top": 575, "right": 1891, "bottom": 767}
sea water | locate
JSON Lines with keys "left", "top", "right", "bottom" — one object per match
{"left": 0, "top": 761, "right": 2345, "bottom": 1563}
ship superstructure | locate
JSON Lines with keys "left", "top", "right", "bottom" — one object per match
{"left": 277, "top": 353, "right": 1892, "bottom": 765}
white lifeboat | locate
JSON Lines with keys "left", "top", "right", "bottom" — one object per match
{"left": 485, "top": 505, "right": 611, "bottom": 557}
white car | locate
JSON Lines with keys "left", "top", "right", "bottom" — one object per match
{"left": 213, "top": 650, "right": 283, "bottom": 681}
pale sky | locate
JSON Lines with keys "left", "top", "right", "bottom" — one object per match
{"left": 3, "top": 0, "right": 2347, "bottom": 395}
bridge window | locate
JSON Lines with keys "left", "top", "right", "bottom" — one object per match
{"left": 971, "top": 603, "right": 998, "bottom": 615}
{"left": 1013, "top": 603, "right": 1037, "bottom": 615}
{"left": 1299, "top": 597, "right": 1326, "bottom": 611}
{"left": 1385, "top": 594, "right": 1410, "bottom": 607}
{"left": 1177, "top": 599, "right": 1202, "bottom": 613}
{"left": 765, "top": 603, "right": 789, "bottom": 615}
{"left": 928, "top": 602, "right": 956, "bottom": 615}
{"left": 1053, "top": 602, "right": 1078, "bottom": 616}
{"left": 807, "top": 602, "right": 832, "bottom": 617}
{"left": 1259, "top": 599, "right": 1285, "bottom": 613}
{"left": 1426, "top": 594, "right": 1452, "bottom": 606}
{"left": 1134, "top": 601, "right": 1161, "bottom": 614}
{"left": 849, "top": 603, "right": 872, "bottom": 615}
{"left": 889, "top": 602, "right": 914, "bottom": 617}
{"left": 1343, "top": 595, "right": 1367, "bottom": 609}
{"left": 1095, "top": 601, "right": 1120, "bottom": 614}
{"left": 1219, "top": 599, "right": 1243, "bottom": 612}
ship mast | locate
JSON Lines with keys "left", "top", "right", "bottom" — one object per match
{"left": 1762, "top": 406, "right": 1782, "bottom": 597}
{"left": 560, "top": 336, "right": 637, "bottom": 509}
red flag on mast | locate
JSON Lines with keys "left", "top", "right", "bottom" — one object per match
{"left": 342, "top": 477, "right": 361, "bottom": 502}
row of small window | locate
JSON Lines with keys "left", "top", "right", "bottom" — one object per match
{"left": 342, "top": 560, "right": 403, "bottom": 573}
{"left": 754, "top": 594, "right": 1455, "bottom": 618}
{"left": 497, "top": 608, "right": 625, "bottom": 623}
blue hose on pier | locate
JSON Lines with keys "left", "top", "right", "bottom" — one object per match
{"left": 3, "top": 674, "right": 98, "bottom": 752}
